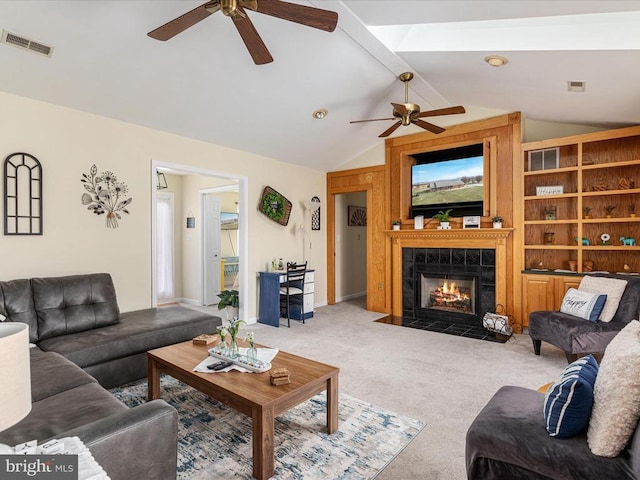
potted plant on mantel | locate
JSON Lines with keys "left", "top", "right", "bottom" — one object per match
{"left": 391, "top": 219, "right": 401, "bottom": 230}
{"left": 217, "top": 289, "right": 239, "bottom": 321}
{"left": 492, "top": 216, "right": 503, "bottom": 229}
{"left": 433, "top": 209, "right": 453, "bottom": 229}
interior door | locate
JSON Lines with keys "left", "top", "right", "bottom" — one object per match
{"left": 203, "top": 194, "right": 221, "bottom": 305}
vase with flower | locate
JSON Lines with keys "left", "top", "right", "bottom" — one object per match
{"left": 245, "top": 331, "right": 257, "bottom": 363}
{"left": 215, "top": 326, "right": 229, "bottom": 355}
{"left": 226, "top": 318, "right": 246, "bottom": 358}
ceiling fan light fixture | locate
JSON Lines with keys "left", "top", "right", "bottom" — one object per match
{"left": 484, "top": 55, "right": 509, "bottom": 67}
{"left": 312, "top": 108, "right": 328, "bottom": 120}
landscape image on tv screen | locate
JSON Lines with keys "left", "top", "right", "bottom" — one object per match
{"left": 411, "top": 156, "right": 484, "bottom": 207}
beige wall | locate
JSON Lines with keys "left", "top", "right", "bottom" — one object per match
{"left": 335, "top": 192, "right": 367, "bottom": 300}
{"left": 0, "top": 91, "right": 326, "bottom": 320}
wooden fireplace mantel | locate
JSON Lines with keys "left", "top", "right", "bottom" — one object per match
{"left": 387, "top": 228, "right": 514, "bottom": 317}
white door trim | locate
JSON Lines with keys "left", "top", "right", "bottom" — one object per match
{"left": 151, "top": 160, "right": 249, "bottom": 322}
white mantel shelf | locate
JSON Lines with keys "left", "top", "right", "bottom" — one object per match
{"left": 388, "top": 228, "right": 514, "bottom": 317}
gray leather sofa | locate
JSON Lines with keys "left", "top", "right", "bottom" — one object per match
{"left": 0, "top": 272, "right": 223, "bottom": 479}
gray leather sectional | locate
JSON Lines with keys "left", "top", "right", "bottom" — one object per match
{"left": 0, "top": 273, "right": 222, "bottom": 479}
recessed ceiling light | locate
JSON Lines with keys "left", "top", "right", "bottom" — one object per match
{"left": 312, "top": 108, "right": 328, "bottom": 119}
{"left": 484, "top": 55, "right": 508, "bottom": 67}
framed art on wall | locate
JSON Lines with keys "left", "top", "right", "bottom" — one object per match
{"left": 348, "top": 205, "right": 366, "bottom": 226}
{"left": 258, "top": 186, "right": 292, "bottom": 226}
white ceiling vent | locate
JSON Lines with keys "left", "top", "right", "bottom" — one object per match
{"left": 1, "top": 30, "right": 53, "bottom": 57}
{"left": 567, "top": 80, "right": 586, "bottom": 92}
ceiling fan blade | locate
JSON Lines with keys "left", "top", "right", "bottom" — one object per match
{"left": 417, "top": 106, "right": 466, "bottom": 118}
{"left": 412, "top": 119, "right": 445, "bottom": 134}
{"left": 379, "top": 121, "right": 402, "bottom": 138}
{"left": 232, "top": 7, "right": 273, "bottom": 65}
{"left": 148, "top": 1, "right": 219, "bottom": 41}
{"left": 350, "top": 117, "right": 396, "bottom": 124}
{"left": 391, "top": 103, "right": 408, "bottom": 116}
{"left": 252, "top": 0, "right": 338, "bottom": 32}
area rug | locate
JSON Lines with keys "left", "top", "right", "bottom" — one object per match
{"left": 110, "top": 376, "right": 425, "bottom": 479}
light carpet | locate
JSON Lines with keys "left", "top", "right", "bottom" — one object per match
{"left": 111, "top": 376, "right": 425, "bottom": 479}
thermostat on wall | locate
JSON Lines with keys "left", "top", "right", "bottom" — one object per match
{"left": 463, "top": 216, "right": 481, "bottom": 229}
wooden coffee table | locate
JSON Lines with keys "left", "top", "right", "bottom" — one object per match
{"left": 147, "top": 341, "right": 339, "bottom": 480}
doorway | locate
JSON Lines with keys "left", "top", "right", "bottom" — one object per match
{"left": 335, "top": 192, "right": 367, "bottom": 304}
{"left": 151, "top": 161, "right": 248, "bottom": 321}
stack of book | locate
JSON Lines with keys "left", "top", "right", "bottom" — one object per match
{"left": 270, "top": 367, "right": 291, "bottom": 385}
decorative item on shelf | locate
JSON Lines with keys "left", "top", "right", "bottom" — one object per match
{"left": 4, "top": 152, "right": 43, "bottom": 235}
{"left": 600, "top": 233, "right": 611, "bottom": 246}
{"left": 591, "top": 177, "right": 608, "bottom": 191}
{"left": 491, "top": 216, "right": 503, "bottom": 229}
{"left": 583, "top": 206, "right": 592, "bottom": 219}
{"left": 413, "top": 215, "right": 424, "bottom": 229}
{"left": 543, "top": 206, "right": 557, "bottom": 221}
{"left": 620, "top": 236, "right": 637, "bottom": 246}
{"left": 433, "top": 209, "right": 452, "bottom": 229}
{"left": 535, "top": 185, "right": 564, "bottom": 196}
{"left": 544, "top": 231, "right": 555, "bottom": 245}
{"left": 583, "top": 260, "right": 594, "bottom": 272}
{"left": 604, "top": 205, "right": 616, "bottom": 218}
{"left": 575, "top": 237, "right": 590, "bottom": 246}
{"left": 347, "top": 205, "right": 367, "bottom": 226}
{"left": 391, "top": 220, "right": 401, "bottom": 231}
{"left": 278, "top": 258, "right": 284, "bottom": 270}
{"left": 624, "top": 264, "right": 633, "bottom": 273}
{"left": 259, "top": 186, "right": 292, "bottom": 226}
{"left": 81, "top": 164, "right": 132, "bottom": 229}
{"left": 567, "top": 260, "right": 578, "bottom": 272}
{"left": 464, "top": 216, "right": 481, "bottom": 229}
{"left": 629, "top": 204, "right": 636, "bottom": 218}
{"left": 619, "top": 177, "right": 635, "bottom": 190}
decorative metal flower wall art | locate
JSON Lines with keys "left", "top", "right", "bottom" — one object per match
{"left": 81, "top": 164, "right": 132, "bottom": 228}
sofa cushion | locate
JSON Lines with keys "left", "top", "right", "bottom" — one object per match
{"left": 29, "top": 350, "right": 96, "bottom": 402}
{"left": 0, "top": 278, "right": 38, "bottom": 342}
{"left": 559, "top": 289, "right": 607, "bottom": 322}
{"left": 0, "top": 382, "right": 126, "bottom": 446}
{"left": 544, "top": 355, "right": 598, "bottom": 438}
{"left": 37, "top": 305, "right": 220, "bottom": 368}
{"left": 588, "top": 320, "right": 640, "bottom": 457}
{"left": 579, "top": 276, "right": 628, "bottom": 322}
{"left": 466, "top": 385, "right": 630, "bottom": 480}
{"left": 32, "top": 273, "right": 120, "bottom": 341}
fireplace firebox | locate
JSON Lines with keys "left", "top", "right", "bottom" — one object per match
{"left": 403, "top": 248, "right": 496, "bottom": 326}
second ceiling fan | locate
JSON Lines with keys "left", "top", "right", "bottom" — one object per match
{"left": 351, "top": 72, "right": 466, "bottom": 138}
{"left": 147, "top": 0, "right": 338, "bottom": 65}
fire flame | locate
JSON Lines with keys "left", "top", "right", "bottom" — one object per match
{"left": 436, "top": 281, "right": 470, "bottom": 302}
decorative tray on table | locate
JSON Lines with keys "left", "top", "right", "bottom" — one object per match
{"left": 208, "top": 346, "right": 272, "bottom": 373}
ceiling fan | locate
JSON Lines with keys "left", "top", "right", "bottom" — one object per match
{"left": 147, "top": 0, "right": 338, "bottom": 65}
{"left": 350, "top": 72, "right": 466, "bottom": 138}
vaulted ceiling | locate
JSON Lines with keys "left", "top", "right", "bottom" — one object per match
{"left": 1, "top": 1, "right": 639, "bottom": 171}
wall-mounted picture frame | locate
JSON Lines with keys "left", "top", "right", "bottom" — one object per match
{"left": 528, "top": 147, "right": 559, "bottom": 171}
{"left": 221, "top": 212, "right": 239, "bottom": 230}
{"left": 535, "top": 185, "right": 564, "bottom": 196}
{"left": 348, "top": 205, "right": 366, "bottom": 226}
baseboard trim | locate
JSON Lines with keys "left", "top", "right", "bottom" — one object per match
{"left": 335, "top": 292, "right": 366, "bottom": 303}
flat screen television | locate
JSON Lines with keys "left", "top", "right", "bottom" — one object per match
{"left": 410, "top": 143, "right": 484, "bottom": 218}
{"left": 221, "top": 212, "right": 239, "bottom": 230}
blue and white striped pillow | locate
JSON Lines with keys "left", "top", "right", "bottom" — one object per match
{"left": 544, "top": 355, "right": 599, "bottom": 438}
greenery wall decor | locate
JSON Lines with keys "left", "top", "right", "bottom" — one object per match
{"left": 259, "top": 186, "right": 292, "bottom": 226}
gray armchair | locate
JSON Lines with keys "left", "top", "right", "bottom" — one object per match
{"left": 529, "top": 274, "right": 640, "bottom": 362}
